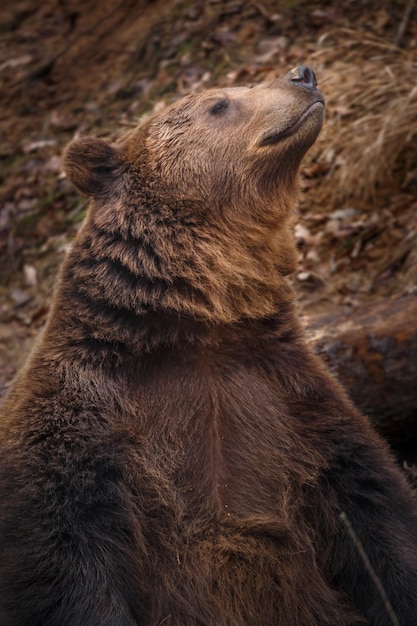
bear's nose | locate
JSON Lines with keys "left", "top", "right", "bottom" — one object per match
{"left": 288, "top": 66, "right": 317, "bottom": 90}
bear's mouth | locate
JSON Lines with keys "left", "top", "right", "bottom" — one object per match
{"left": 259, "top": 100, "right": 324, "bottom": 147}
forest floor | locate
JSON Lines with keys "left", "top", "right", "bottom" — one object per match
{"left": 0, "top": 0, "right": 416, "bottom": 406}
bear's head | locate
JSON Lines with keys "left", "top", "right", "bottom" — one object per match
{"left": 64, "top": 67, "right": 324, "bottom": 325}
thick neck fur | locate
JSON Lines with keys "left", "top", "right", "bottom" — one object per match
{"left": 45, "top": 155, "right": 300, "bottom": 359}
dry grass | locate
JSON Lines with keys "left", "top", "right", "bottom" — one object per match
{"left": 307, "top": 28, "right": 417, "bottom": 207}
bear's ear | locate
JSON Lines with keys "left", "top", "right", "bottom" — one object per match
{"left": 64, "top": 137, "right": 124, "bottom": 198}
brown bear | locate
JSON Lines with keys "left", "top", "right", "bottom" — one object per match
{"left": 1, "top": 66, "right": 417, "bottom": 626}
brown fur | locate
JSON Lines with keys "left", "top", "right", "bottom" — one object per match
{"left": 1, "top": 69, "right": 417, "bottom": 626}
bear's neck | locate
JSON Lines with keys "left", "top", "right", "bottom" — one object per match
{"left": 45, "top": 202, "right": 299, "bottom": 358}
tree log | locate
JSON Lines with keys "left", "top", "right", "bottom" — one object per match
{"left": 304, "top": 295, "right": 417, "bottom": 442}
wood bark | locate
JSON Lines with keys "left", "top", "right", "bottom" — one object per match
{"left": 304, "top": 295, "right": 417, "bottom": 442}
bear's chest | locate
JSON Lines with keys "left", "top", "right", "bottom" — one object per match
{"left": 126, "top": 354, "right": 320, "bottom": 522}
{"left": 119, "top": 358, "right": 339, "bottom": 624}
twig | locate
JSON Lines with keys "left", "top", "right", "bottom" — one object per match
{"left": 339, "top": 512, "right": 400, "bottom": 626}
{"left": 394, "top": 0, "right": 416, "bottom": 48}
{"left": 251, "top": 2, "right": 274, "bottom": 22}
{"left": 13, "top": 0, "right": 129, "bottom": 86}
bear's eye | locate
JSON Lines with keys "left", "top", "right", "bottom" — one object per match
{"left": 209, "top": 98, "right": 230, "bottom": 116}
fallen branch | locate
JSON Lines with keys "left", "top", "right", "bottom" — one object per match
{"left": 305, "top": 295, "right": 417, "bottom": 441}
